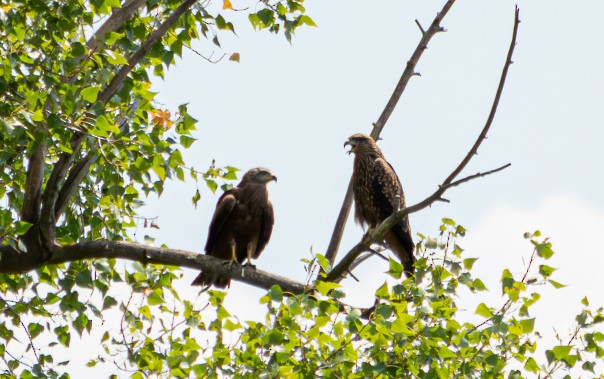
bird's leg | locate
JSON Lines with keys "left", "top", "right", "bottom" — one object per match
{"left": 222, "top": 241, "right": 238, "bottom": 270}
{"left": 243, "top": 244, "right": 256, "bottom": 268}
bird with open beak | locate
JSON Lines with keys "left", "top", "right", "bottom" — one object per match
{"left": 344, "top": 133, "right": 415, "bottom": 276}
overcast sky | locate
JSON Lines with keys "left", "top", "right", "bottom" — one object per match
{"left": 70, "top": 0, "right": 604, "bottom": 375}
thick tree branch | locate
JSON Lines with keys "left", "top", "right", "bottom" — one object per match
{"left": 0, "top": 242, "right": 308, "bottom": 294}
{"left": 324, "top": 0, "right": 457, "bottom": 266}
{"left": 21, "top": 142, "right": 47, "bottom": 224}
{"left": 86, "top": 0, "right": 147, "bottom": 53}
{"left": 326, "top": 6, "right": 520, "bottom": 282}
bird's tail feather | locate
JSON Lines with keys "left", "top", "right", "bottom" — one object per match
{"left": 385, "top": 225, "right": 415, "bottom": 276}
{"left": 191, "top": 271, "right": 231, "bottom": 289}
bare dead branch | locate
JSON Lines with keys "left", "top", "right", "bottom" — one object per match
{"left": 324, "top": 0, "right": 457, "bottom": 266}
{"left": 415, "top": 19, "right": 426, "bottom": 36}
{"left": 442, "top": 6, "right": 519, "bottom": 186}
{"left": 447, "top": 163, "right": 511, "bottom": 189}
{"left": 326, "top": 6, "right": 520, "bottom": 282}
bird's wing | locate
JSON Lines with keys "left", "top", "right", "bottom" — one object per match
{"left": 372, "top": 157, "right": 415, "bottom": 273}
{"left": 254, "top": 199, "right": 274, "bottom": 259}
{"left": 372, "top": 157, "right": 404, "bottom": 219}
{"left": 204, "top": 190, "right": 238, "bottom": 254}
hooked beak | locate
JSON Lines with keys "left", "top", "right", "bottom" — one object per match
{"left": 344, "top": 140, "right": 354, "bottom": 155}
{"left": 271, "top": 175, "right": 277, "bottom": 183}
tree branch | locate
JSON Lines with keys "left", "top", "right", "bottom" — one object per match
{"left": 21, "top": 142, "right": 47, "bottom": 224}
{"left": 67, "top": 0, "right": 147, "bottom": 85}
{"left": 97, "top": 0, "right": 197, "bottom": 104}
{"left": 0, "top": 242, "right": 308, "bottom": 295}
{"left": 55, "top": 102, "right": 138, "bottom": 220}
{"left": 442, "top": 7, "right": 519, "bottom": 187}
{"left": 326, "top": 163, "right": 511, "bottom": 282}
{"left": 324, "top": 0, "right": 457, "bottom": 266}
{"left": 86, "top": 0, "right": 147, "bottom": 53}
{"left": 326, "top": 6, "right": 520, "bottom": 281}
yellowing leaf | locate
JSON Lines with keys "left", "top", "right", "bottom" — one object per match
{"left": 150, "top": 109, "right": 172, "bottom": 129}
{"left": 229, "top": 52, "right": 240, "bottom": 63}
{"left": 222, "top": 0, "right": 232, "bottom": 10}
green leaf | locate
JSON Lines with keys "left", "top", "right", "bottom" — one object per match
{"left": 475, "top": 303, "right": 493, "bottom": 318}
{"left": 180, "top": 135, "right": 196, "bottom": 148}
{"left": 463, "top": 257, "right": 478, "bottom": 270}
{"left": 206, "top": 180, "right": 218, "bottom": 193}
{"left": 102, "top": 296, "right": 117, "bottom": 310}
{"left": 442, "top": 218, "right": 455, "bottom": 226}
{"left": 524, "top": 357, "right": 539, "bottom": 373}
{"left": 139, "top": 305, "right": 152, "bottom": 320}
{"left": 315, "top": 254, "right": 331, "bottom": 273}
{"left": 549, "top": 279, "right": 567, "bottom": 289}
{"left": 297, "top": 15, "right": 317, "bottom": 27}
{"left": 536, "top": 242, "right": 554, "bottom": 259}
{"left": 192, "top": 189, "right": 201, "bottom": 208}
{"left": 375, "top": 282, "right": 389, "bottom": 298}
{"left": 387, "top": 257, "right": 403, "bottom": 279}
{"left": 147, "top": 289, "right": 164, "bottom": 305}
{"left": 14, "top": 221, "right": 32, "bottom": 235}
{"left": 519, "top": 318, "right": 535, "bottom": 333}
{"left": 539, "top": 264, "right": 556, "bottom": 278}
{"left": 268, "top": 285, "right": 283, "bottom": 302}
{"left": 473, "top": 278, "right": 488, "bottom": 291}
{"left": 27, "top": 323, "right": 44, "bottom": 339}
{"left": 315, "top": 281, "right": 340, "bottom": 296}
{"left": 81, "top": 87, "right": 100, "bottom": 103}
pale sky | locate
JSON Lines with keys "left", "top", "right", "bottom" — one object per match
{"left": 68, "top": 0, "right": 604, "bottom": 376}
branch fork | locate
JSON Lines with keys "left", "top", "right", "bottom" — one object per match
{"left": 324, "top": 5, "right": 520, "bottom": 283}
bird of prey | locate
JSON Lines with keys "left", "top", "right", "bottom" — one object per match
{"left": 192, "top": 167, "right": 277, "bottom": 288}
{"left": 344, "top": 133, "right": 415, "bottom": 276}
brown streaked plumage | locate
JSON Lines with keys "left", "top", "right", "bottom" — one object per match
{"left": 192, "top": 167, "right": 276, "bottom": 288}
{"left": 344, "top": 133, "right": 415, "bottom": 276}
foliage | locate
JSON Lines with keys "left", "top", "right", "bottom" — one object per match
{"left": 0, "top": 221, "right": 603, "bottom": 377}
{"left": 197, "top": 222, "right": 603, "bottom": 378}
{"left": 0, "top": 1, "right": 601, "bottom": 378}
{"left": 0, "top": 0, "right": 314, "bottom": 247}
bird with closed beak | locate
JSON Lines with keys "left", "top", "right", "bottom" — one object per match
{"left": 192, "top": 167, "right": 277, "bottom": 288}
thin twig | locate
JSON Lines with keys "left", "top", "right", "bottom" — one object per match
{"left": 442, "top": 6, "right": 520, "bottom": 186}
{"left": 415, "top": 19, "right": 426, "bottom": 36}
{"left": 1, "top": 355, "right": 14, "bottom": 376}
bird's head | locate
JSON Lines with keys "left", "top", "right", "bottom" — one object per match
{"left": 242, "top": 167, "right": 278, "bottom": 184}
{"left": 344, "top": 133, "right": 377, "bottom": 155}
